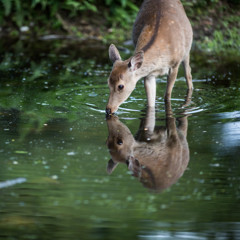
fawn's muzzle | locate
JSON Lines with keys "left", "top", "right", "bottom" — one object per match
{"left": 106, "top": 108, "right": 111, "bottom": 115}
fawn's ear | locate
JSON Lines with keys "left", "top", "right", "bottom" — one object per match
{"left": 107, "top": 159, "right": 119, "bottom": 174}
{"left": 128, "top": 51, "right": 144, "bottom": 71}
{"left": 109, "top": 44, "right": 121, "bottom": 64}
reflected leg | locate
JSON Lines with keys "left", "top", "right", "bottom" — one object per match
{"left": 144, "top": 106, "right": 155, "bottom": 134}
{"left": 165, "top": 100, "right": 177, "bottom": 139}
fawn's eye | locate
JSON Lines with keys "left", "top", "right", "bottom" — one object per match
{"left": 117, "top": 139, "right": 123, "bottom": 145}
{"left": 118, "top": 85, "right": 124, "bottom": 90}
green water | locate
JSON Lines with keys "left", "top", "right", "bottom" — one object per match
{"left": 0, "top": 39, "right": 240, "bottom": 240}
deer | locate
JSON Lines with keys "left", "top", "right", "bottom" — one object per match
{"left": 106, "top": 0, "right": 193, "bottom": 115}
{"left": 106, "top": 95, "right": 191, "bottom": 192}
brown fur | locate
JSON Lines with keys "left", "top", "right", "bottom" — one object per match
{"left": 106, "top": 100, "right": 190, "bottom": 192}
{"left": 106, "top": 0, "right": 193, "bottom": 114}
{"left": 109, "top": 62, "right": 129, "bottom": 85}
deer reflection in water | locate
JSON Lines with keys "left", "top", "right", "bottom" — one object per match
{"left": 106, "top": 99, "right": 191, "bottom": 192}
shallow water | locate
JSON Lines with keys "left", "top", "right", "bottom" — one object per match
{"left": 0, "top": 39, "right": 240, "bottom": 240}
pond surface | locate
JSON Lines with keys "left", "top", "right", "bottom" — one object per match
{"left": 0, "top": 39, "right": 240, "bottom": 240}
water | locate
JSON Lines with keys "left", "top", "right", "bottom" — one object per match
{"left": 0, "top": 39, "right": 240, "bottom": 240}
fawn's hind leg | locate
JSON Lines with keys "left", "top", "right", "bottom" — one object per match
{"left": 182, "top": 54, "right": 193, "bottom": 90}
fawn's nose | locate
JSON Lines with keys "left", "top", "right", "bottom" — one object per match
{"left": 106, "top": 108, "right": 111, "bottom": 115}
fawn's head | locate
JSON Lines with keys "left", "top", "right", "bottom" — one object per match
{"left": 106, "top": 115, "right": 135, "bottom": 174}
{"left": 106, "top": 44, "right": 144, "bottom": 115}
